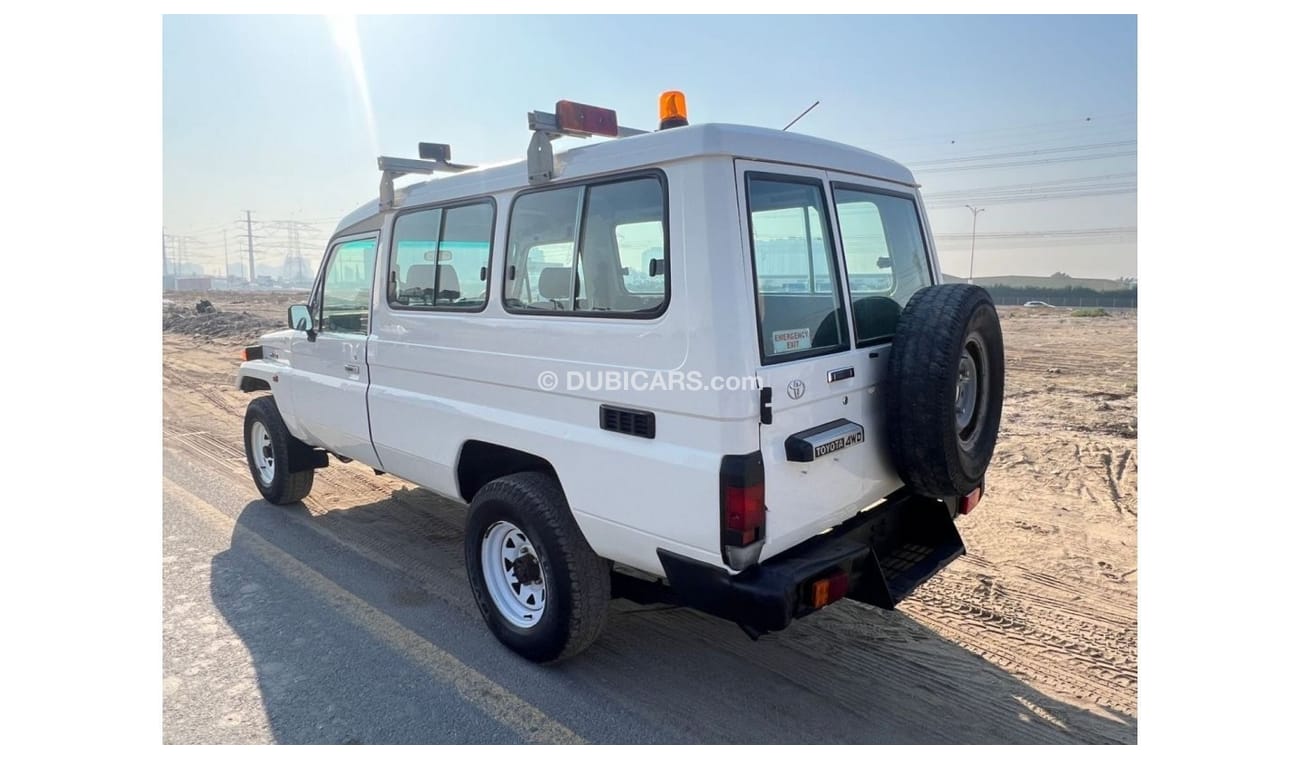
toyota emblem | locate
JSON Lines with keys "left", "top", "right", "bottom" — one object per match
{"left": 787, "top": 379, "right": 806, "bottom": 400}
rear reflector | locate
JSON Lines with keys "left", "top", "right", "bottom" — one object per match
{"left": 959, "top": 485, "right": 983, "bottom": 515}
{"left": 807, "top": 570, "right": 850, "bottom": 609}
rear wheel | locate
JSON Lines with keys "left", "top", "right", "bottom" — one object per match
{"left": 465, "top": 472, "right": 609, "bottom": 662}
{"left": 886, "top": 284, "right": 1005, "bottom": 498}
{"left": 243, "top": 396, "right": 315, "bottom": 504}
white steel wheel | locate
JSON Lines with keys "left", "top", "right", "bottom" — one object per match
{"left": 480, "top": 521, "right": 547, "bottom": 628}
{"left": 250, "top": 420, "right": 276, "bottom": 485}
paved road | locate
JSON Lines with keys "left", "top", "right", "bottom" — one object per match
{"left": 162, "top": 441, "right": 1132, "bottom": 744}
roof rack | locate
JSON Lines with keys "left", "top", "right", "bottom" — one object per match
{"left": 527, "top": 101, "right": 648, "bottom": 183}
{"left": 377, "top": 143, "right": 476, "bottom": 209}
{"left": 375, "top": 98, "right": 663, "bottom": 207}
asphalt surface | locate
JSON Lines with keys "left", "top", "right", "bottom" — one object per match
{"left": 162, "top": 439, "right": 1132, "bottom": 744}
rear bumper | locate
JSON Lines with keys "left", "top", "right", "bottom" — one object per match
{"left": 656, "top": 489, "right": 965, "bottom": 634}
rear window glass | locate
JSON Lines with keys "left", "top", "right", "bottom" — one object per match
{"left": 746, "top": 175, "right": 848, "bottom": 362}
{"left": 833, "top": 187, "right": 933, "bottom": 344}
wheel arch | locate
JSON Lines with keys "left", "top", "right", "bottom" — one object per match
{"left": 236, "top": 360, "right": 277, "bottom": 393}
{"left": 455, "top": 440, "right": 560, "bottom": 503}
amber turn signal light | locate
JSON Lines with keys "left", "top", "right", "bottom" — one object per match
{"left": 807, "top": 570, "right": 850, "bottom": 609}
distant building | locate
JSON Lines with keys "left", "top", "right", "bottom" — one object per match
{"left": 174, "top": 276, "right": 213, "bottom": 291}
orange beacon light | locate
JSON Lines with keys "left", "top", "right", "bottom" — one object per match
{"left": 659, "top": 91, "right": 689, "bottom": 130}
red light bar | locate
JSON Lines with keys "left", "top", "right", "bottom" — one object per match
{"left": 959, "top": 485, "right": 983, "bottom": 515}
{"left": 555, "top": 100, "right": 619, "bottom": 138}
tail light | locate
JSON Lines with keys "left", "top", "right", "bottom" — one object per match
{"left": 959, "top": 485, "right": 983, "bottom": 515}
{"left": 720, "top": 452, "right": 765, "bottom": 570}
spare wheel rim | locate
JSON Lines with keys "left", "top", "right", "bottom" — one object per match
{"left": 955, "top": 334, "right": 989, "bottom": 447}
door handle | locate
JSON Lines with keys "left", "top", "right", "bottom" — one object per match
{"left": 344, "top": 363, "right": 360, "bottom": 374}
{"left": 827, "top": 366, "right": 855, "bottom": 383}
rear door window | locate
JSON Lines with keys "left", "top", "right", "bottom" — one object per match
{"left": 832, "top": 186, "right": 933, "bottom": 344}
{"left": 746, "top": 174, "right": 848, "bottom": 363}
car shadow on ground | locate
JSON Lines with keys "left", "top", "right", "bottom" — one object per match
{"left": 211, "top": 486, "right": 1136, "bottom": 744}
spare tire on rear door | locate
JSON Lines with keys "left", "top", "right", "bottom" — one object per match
{"left": 885, "top": 284, "right": 1005, "bottom": 498}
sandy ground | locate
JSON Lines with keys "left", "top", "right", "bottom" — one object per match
{"left": 162, "top": 291, "right": 1136, "bottom": 743}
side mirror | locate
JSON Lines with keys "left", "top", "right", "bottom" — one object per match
{"left": 288, "top": 304, "right": 315, "bottom": 335}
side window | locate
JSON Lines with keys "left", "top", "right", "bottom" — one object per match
{"left": 505, "top": 175, "right": 667, "bottom": 316}
{"left": 833, "top": 187, "right": 933, "bottom": 344}
{"left": 389, "top": 200, "right": 494, "bottom": 311}
{"left": 319, "top": 238, "right": 377, "bottom": 334}
{"left": 747, "top": 175, "right": 847, "bottom": 362}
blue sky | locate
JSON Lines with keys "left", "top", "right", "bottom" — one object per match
{"left": 163, "top": 14, "right": 1136, "bottom": 280}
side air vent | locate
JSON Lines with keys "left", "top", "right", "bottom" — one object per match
{"left": 600, "top": 404, "right": 656, "bottom": 439}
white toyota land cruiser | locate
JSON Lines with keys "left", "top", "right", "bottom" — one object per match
{"left": 236, "top": 93, "right": 1004, "bottom": 662}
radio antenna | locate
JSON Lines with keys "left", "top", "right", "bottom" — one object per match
{"left": 782, "top": 100, "right": 821, "bottom": 131}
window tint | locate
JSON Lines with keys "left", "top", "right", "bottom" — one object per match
{"left": 505, "top": 175, "right": 667, "bottom": 316}
{"left": 833, "top": 187, "right": 933, "bottom": 344}
{"left": 319, "top": 238, "right": 377, "bottom": 334}
{"left": 747, "top": 175, "right": 847, "bottom": 362}
{"left": 389, "top": 201, "right": 493, "bottom": 310}
{"left": 614, "top": 221, "right": 665, "bottom": 295}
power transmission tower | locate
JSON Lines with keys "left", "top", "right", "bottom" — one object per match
{"left": 244, "top": 210, "right": 256, "bottom": 283}
{"left": 965, "top": 205, "right": 986, "bottom": 283}
{"left": 265, "top": 219, "right": 321, "bottom": 286}
{"left": 223, "top": 229, "right": 230, "bottom": 280}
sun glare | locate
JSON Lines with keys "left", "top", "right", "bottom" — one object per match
{"left": 327, "top": 15, "right": 378, "bottom": 157}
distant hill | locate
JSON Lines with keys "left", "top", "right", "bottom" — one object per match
{"left": 941, "top": 274, "right": 1135, "bottom": 292}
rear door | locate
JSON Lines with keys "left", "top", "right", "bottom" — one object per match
{"left": 734, "top": 161, "right": 901, "bottom": 555}
{"left": 288, "top": 234, "right": 382, "bottom": 465}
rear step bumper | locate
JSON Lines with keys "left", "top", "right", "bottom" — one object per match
{"left": 655, "top": 489, "right": 965, "bottom": 634}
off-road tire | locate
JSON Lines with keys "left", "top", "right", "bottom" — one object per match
{"left": 886, "top": 284, "right": 1005, "bottom": 498}
{"left": 465, "top": 472, "right": 610, "bottom": 662}
{"left": 243, "top": 396, "right": 315, "bottom": 505}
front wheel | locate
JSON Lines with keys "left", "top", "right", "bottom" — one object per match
{"left": 464, "top": 472, "right": 609, "bottom": 662}
{"left": 243, "top": 396, "right": 315, "bottom": 504}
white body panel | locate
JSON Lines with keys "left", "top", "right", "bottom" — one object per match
{"left": 237, "top": 124, "right": 941, "bottom": 578}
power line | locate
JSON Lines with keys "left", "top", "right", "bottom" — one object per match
{"left": 907, "top": 140, "right": 1137, "bottom": 168}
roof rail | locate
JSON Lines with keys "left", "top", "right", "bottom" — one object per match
{"left": 527, "top": 103, "right": 648, "bottom": 184}
{"left": 377, "top": 145, "right": 476, "bottom": 209}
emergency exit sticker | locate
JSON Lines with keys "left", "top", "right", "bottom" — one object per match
{"left": 772, "top": 328, "right": 812, "bottom": 354}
